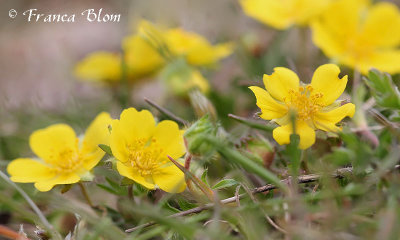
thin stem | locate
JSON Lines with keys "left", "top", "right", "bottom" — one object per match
{"left": 0, "top": 170, "right": 61, "bottom": 240}
{"left": 78, "top": 182, "right": 95, "bottom": 208}
{"left": 128, "top": 185, "right": 134, "bottom": 201}
{"left": 144, "top": 98, "right": 188, "bottom": 126}
{"left": 352, "top": 68, "right": 361, "bottom": 98}
{"left": 228, "top": 114, "right": 274, "bottom": 132}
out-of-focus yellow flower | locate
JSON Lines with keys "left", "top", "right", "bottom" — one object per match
{"left": 74, "top": 52, "right": 121, "bottom": 83}
{"left": 165, "top": 28, "right": 233, "bottom": 66}
{"left": 165, "top": 68, "right": 210, "bottom": 96}
{"left": 311, "top": 0, "right": 400, "bottom": 74}
{"left": 7, "top": 113, "right": 112, "bottom": 191}
{"left": 161, "top": 59, "right": 210, "bottom": 96}
{"left": 110, "top": 108, "right": 186, "bottom": 193}
{"left": 74, "top": 20, "right": 232, "bottom": 88}
{"left": 240, "top": 0, "right": 332, "bottom": 29}
{"left": 136, "top": 20, "right": 233, "bottom": 66}
{"left": 122, "top": 35, "right": 166, "bottom": 79}
{"left": 249, "top": 64, "right": 355, "bottom": 149}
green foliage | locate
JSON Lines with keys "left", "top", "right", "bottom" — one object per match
{"left": 212, "top": 179, "right": 239, "bottom": 190}
{"left": 364, "top": 69, "right": 400, "bottom": 109}
{"left": 99, "top": 144, "right": 113, "bottom": 156}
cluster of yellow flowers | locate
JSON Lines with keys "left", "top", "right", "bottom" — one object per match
{"left": 11, "top": 0, "right": 398, "bottom": 192}
{"left": 241, "top": 0, "right": 400, "bottom": 148}
{"left": 7, "top": 108, "right": 186, "bottom": 193}
{"left": 241, "top": 0, "right": 400, "bottom": 74}
{"left": 74, "top": 20, "right": 233, "bottom": 95}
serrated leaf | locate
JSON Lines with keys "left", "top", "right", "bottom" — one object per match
{"left": 99, "top": 144, "right": 113, "bottom": 156}
{"left": 212, "top": 179, "right": 239, "bottom": 190}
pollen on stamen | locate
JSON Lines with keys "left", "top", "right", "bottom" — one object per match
{"left": 284, "top": 84, "right": 324, "bottom": 121}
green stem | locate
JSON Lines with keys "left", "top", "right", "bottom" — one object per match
{"left": 228, "top": 114, "right": 274, "bottom": 132}
{"left": 78, "top": 182, "right": 95, "bottom": 208}
{"left": 202, "top": 136, "right": 288, "bottom": 193}
{"left": 0, "top": 170, "right": 62, "bottom": 240}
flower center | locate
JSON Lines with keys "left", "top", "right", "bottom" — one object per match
{"left": 126, "top": 138, "right": 164, "bottom": 177}
{"left": 50, "top": 148, "right": 81, "bottom": 173}
{"left": 284, "top": 86, "right": 323, "bottom": 121}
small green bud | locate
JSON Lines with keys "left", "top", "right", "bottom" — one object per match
{"left": 184, "top": 115, "right": 218, "bottom": 155}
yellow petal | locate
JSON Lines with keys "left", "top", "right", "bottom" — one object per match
{"left": 310, "top": 0, "right": 369, "bottom": 59}
{"left": 34, "top": 173, "right": 80, "bottom": 192}
{"left": 81, "top": 112, "right": 113, "bottom": 170}
{"left": 240, "top": 0, "right": 293, "bottom": 29}
{"left": 121, "top": 108, "right": 155, "bottom": 140}
{"left": 310, "top": 20, "right": 347, "bottom": 58}
{"left": 7, "top": 158, "right": 55, "bottom": 183}
{"left": 74, "top": 51, "right": 121, "bottom": 83}
{"left": 358, "top": 50, "right": 400, "bottom": 75}
{"left": 29, "top": 124, "right": 78, "bottom": 165}
{"left": 110, "top": 109, "right": 156, "bottom": 162}
{"left": 273, "top": 121, "right": 316, "bottom": 149}
{"left": 249, "top": 86, "right": 288, "bottom": 120}
{"left": 116, "top": 162, "right": 155, "bottom": 190}
{"left": 310, "top": 64, "right": 348, "bottom": 106}
{"left": 110, "top": 119, "right": 129, "bottom": 163}
{"left": 360, "top": 2, "right": 400, "bottom": 48}
{"left": 165, "top": 28, "right": 232, "bottom": 66}
{"left": 214, "top": 43, "right": 235, "bottom": 60}
{"left": 122, "top": 34, "right": 165, "bottom": 78}
{"left": 152, "top": 121, "right": 186, "bottom": 161}
{"left": 153, "top": 163, "right": 186, "bottom": 193}
{"left": 314, "top": 103, "right": 355, "bottom": 132}
{"left": 263, "top": 67, "right": 300, "bottom": 102}
{"left": 240, "top": 0, "right": 332, "bottom": 29}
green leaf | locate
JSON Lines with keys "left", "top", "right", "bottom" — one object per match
{"left": 201, "top": 136, "right": 287, "bottom": 192}
{"left": 120, "top": 177, "right": 135, "bottom": 186}
{"left": 96, "top": 184, "right": 122, "bottom": 195}
{"left": 99, "top": 144, "right": 113, "bottom": 156}
{"left": 177, "top": 198, "right": 198, "bottom": 211}
{"left": 201, "top": 169, "right": 209, "bottom": 187}
{"left": 364, "top": 69, "right": 400, "bottom": 109}
{"left": 212, "top": 179, "right": 239, "bottom": 190}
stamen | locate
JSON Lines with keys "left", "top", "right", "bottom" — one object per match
{"left": 284, "top": 84, "right": 323, "bottom": 121}
{"left": 126, "top": 138, "right": 164, "bottom": 176}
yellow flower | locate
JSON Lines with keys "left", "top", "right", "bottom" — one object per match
{"left": 136, "top": 20, "right": 233, "bottom": 66}
{"left": 74, "top": 52, "right": 122, "bottom": 83}
{"left": 122, "top": 35, "right": 166, "bottom": 79}
{"left": 240, "top": 0, "right": 332, "bottom": 29}
{"left": 110, "top": 108, "right": 186, "bottom": 193}
{"left": 162, "top": 60, "right": 210, "bottom": 96}
{"left": 165, "top": 28, "right": 233, "bottom": 66}
{"left": 7, "top": 113, "right": 112, "bottom": 191}
{"left": 249, "top": 64, "right": 355, "bottom": 149}
{"left": 311, "top": 0, "right": 400, "bottom": 74}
